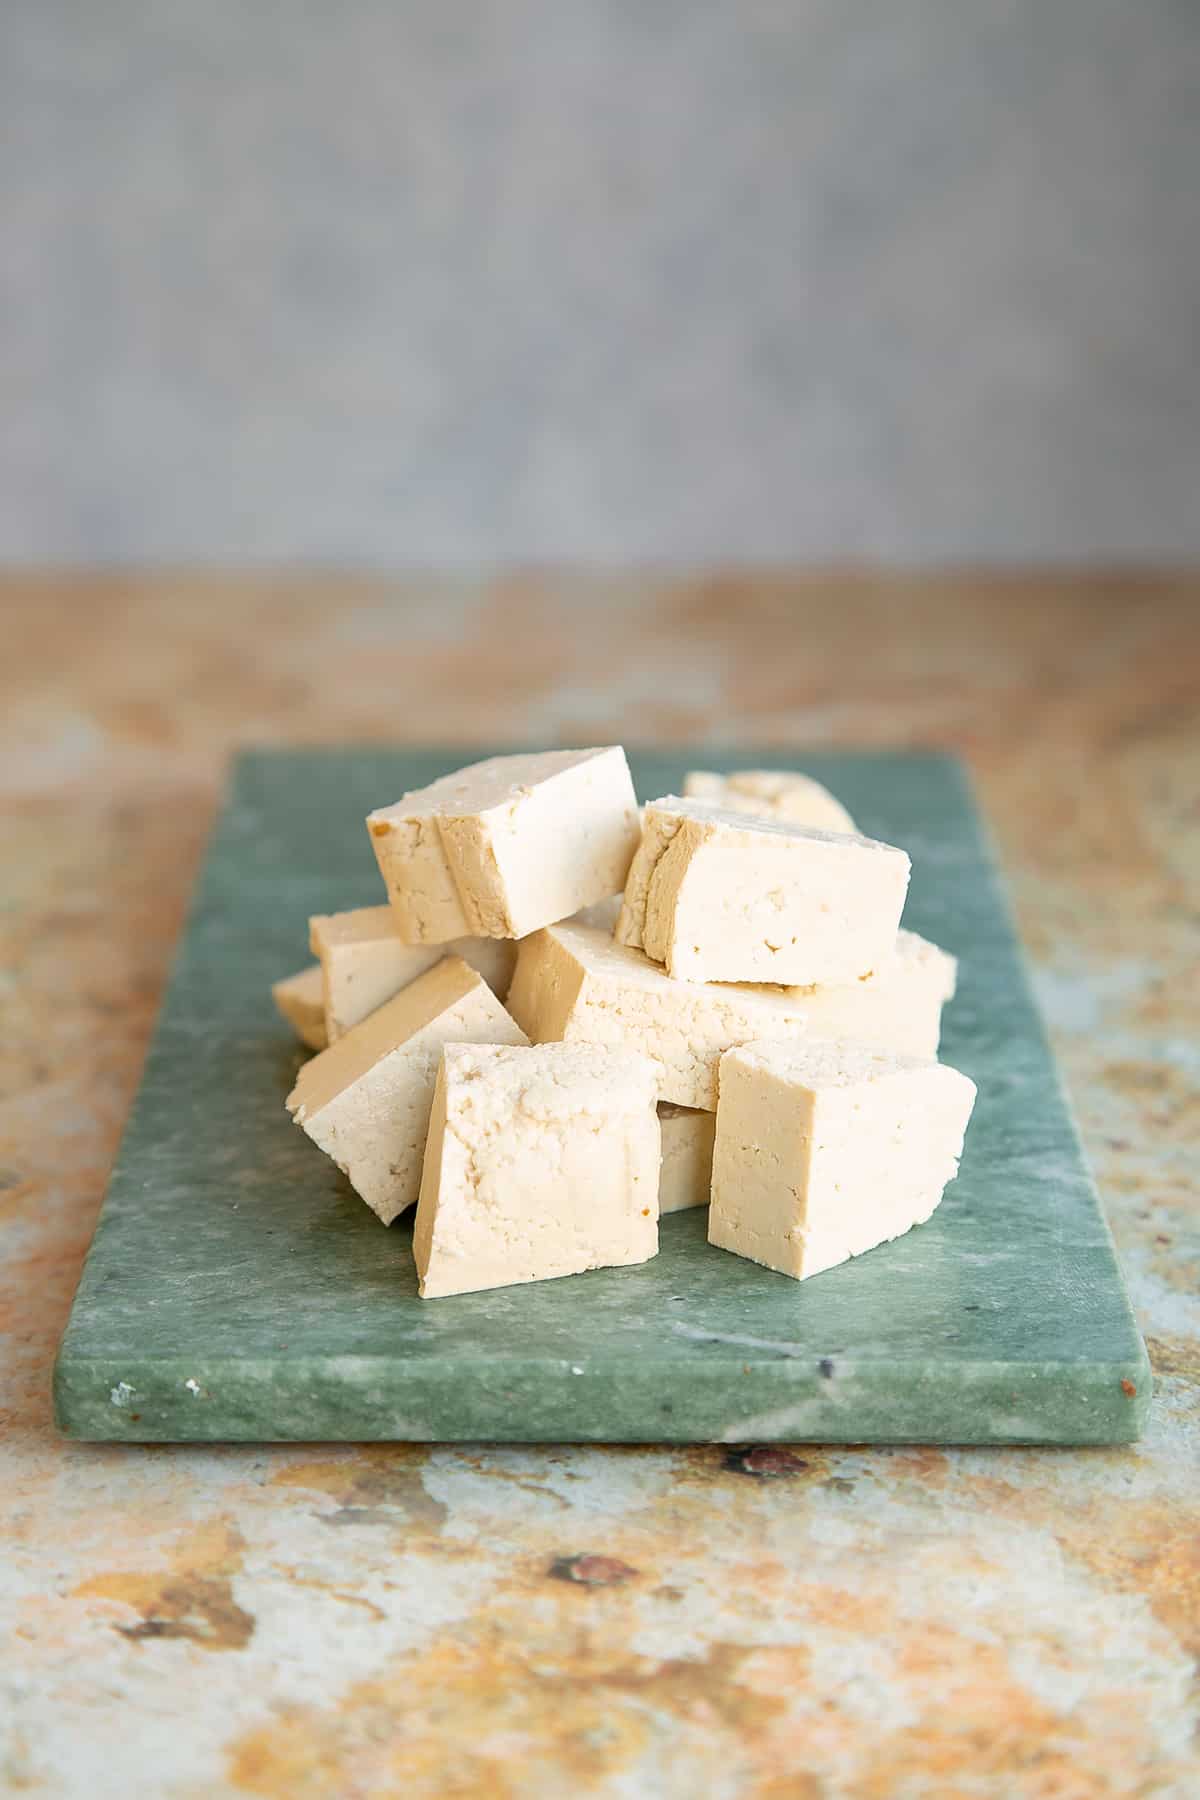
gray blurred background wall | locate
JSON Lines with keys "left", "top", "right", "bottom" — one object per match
{"left": 4, "top": 0, "right": 1198, "bottom": 565}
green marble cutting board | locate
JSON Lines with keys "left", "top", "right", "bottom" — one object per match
{"left": 54, "top": 750, "right": 1150, "bottom": 1445}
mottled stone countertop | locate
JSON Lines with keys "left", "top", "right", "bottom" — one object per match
{"left": 3, "top": 573, "right": 1197, "bottom": 1797}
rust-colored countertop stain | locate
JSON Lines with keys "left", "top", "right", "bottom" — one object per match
{"left": 3, "top": 573, "right": 1197, "bottom": 1796}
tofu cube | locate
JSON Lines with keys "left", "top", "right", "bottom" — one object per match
{"left": 413, "top": 1043, "right": 660, "bottom": 1298}
{"left": 709, "top": 1039, "right": 977, "bottom": 1281}
{"left": 508, "top": 920, "right": 956, "bottom": 1111}
{"left": 271, "top": 964, "right": 328, "bottom": 1051}
{"left": 367, "top": 748, "right": 640, "bottom": 944}
{"left": 310, "top": 906, "right": 441, "bottom": 1042}
{"left": 617, "top": 796, "right": 910, "bottom": 987}
{"left": 658, "top": 1104, "right": 716, "bottom": 1213}
{"left": 286, "top": 958, "right": 528, "bottom": 1223}
{"left": 507, "top": 920, "right": 819, "bottom": 1109}
{"left": 684, "top": 769, "right": 857, "bottom": 835}
{"left": 310, "top": 905, "right": 517, "bottom": 1041}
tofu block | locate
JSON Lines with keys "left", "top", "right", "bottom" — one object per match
{"left": 658, "top": 1104, "right": 716, "bottom": 1213}
{"left": 709, "top": 1039, "right": 977, "bottom": 1281}
{"left": 507, "top": 920, "right": 817, "bottom": 1109}
{"left": 310, "top": 906, "right": 441, "bottom": 1042}
{"left": 616, "top": 796, "right": 910, "bottom": 986}
{"left": 271, "top": 964, "right": 328, "bottom": 1051}
{"left": 784, "top": 928, "right": 957, "bottom": 1060}
{"left": 684, "top": 769, "right": 857, "bottom": 835}
{"left": 367, "top": 748, "right": 640, "bottom": 944}
{"left": 286, "top": 958, "right": 528, "bottom": 1224}
{"left": 413, "top": 1043, "right": 660, "bottom": 1298}
{"left": 508, "top": 921, "right": 957, "bottom": 1109}
{"left": 310, "top": 905, "right": 517, "bottom": 1041}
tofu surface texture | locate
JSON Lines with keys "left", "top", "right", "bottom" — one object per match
{"left": 657, "top": 1103, "right": 716, "bottom": 1213}
{"left": 684, "top": 769, "right": 857, "bottom": 835}
{"left": 617, "top": 797, "right": 911, "bottom": 987}
{"left": 709, "top": 1038, "right": 977, "bottom": 1281}
{"left": 286, "top": 957, "right": 529, "bottom": 1224}
{"left": 366, "top": 747, "right": 640, "bottom": 945}
{"left": 507, "top": 920, "right": 819, "bottom": 1109}
{"left": 413, "top": 1042, "right": 660, "bottom": 1298}
{"left": 271, "top": 964, "right": 328, "bottom": 1051}
{"left": 310, "top": 905, "right": 517, "bottom": 1040}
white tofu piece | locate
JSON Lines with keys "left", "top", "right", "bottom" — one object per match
{"left": 310, "top": 906, "right": 441, "bottom": 1042}
{"left": 658, "top": 1103, "right": 716, "bottom": 1213}
{"left": 616, "top": 796, "right": 910, "bottom": 986}
{"left": 366, "top": 748, "right": 640, "bottom": 944}
{"left": 684, "top": 769, "right": 857, "bottom": 835}
{"left": 413, "top": 1043, "right": 660, "bottom": 1298}
{"left": 286, "top": 958, "right": 528, "bottom": 1224}
{"left": 508, "top": 921, "right": 957, "bottom": 1109}
{"left": 310, "top": 905, "right": 518, "bottom": 1041}
{"left": 507, "top": 920, "right": 817, "bottom": 1110}
{"left": 784, "top": 928, "right": 957, "bottom": 1060}
{"left": 709, "top": 1038, "right": 977, "bottom": 1281}
{"left": 271, "top": 964, "right": 327, "bottom": 1051}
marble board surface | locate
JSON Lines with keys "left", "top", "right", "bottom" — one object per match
{"left": 53, "top": 749, "right": 1150, "bottom": 1445}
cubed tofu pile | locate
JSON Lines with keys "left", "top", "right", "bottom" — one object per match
{"left": 273, "top": 749, "right": 976, "bottom": 1299}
